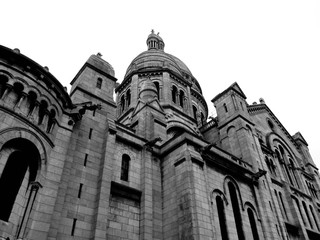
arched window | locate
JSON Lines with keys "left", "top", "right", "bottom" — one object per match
{"left": 269, "top": 159, "right": 276, "bottom": 176}
{"left": 223, "top": 103, "right": 228, "bottom": 113}
{"left": 120, "top": 95, "right": 125, "bottom": 113}
{"left": 126, "top": 89, "right": 131, "bottom": 108}
{"left": 228, "top": 182, "right": 245, "bottom": 240}
{"left": 13, "top": 82, "right": 24, "bottom": 106}
{"left": 96, "top": 77, "right": 102, "bottom": 89}
{"left": 0, "top": 139, "right": 39, "bottom": 222}
{"left": 279, "top": 146, "right": 294, "bottom": 185}
{"left": 27, "top": 91, "right": 37, "bottom": 116}
{"left": 309, "top": 205, "right": 320, "bottom": 231}
{"left": 179, "top": 90, "right": 184, "bottom": 108}
{"left": 193, "top": 105, "right": 197, "bottom": 122}
{"left": 216, "top": 196, "right": 229, "bottom": 240}
{"left": 47, "top": 109, "right": 56, "bottom": 133}
{"left": 0, "top": 74, "right": 8, "bottom": 98}
{"left": 247, "top": 208, "right": 259, "bottom": 240}
{"left": 289, "top": 159, "right": 299, "bottom": 188}
{"left": 38, "top": 100, "right": 48, "bottom": 125}
{"left": 154, "top": 82, "right": 160, "bottom": 99}
{"left": 201, "top": 112, "right": 205, "bottom": 125}
{"left": 268, "top": 119, "right": 274, "bottom": 131}
{"left": 120, "top": 154, "right": 130, "bottom": 181}
{"left": 172, "top": 86, "right": 177, "bottom": 104}
{"left": 294, "top": 198, "right": 306, "bottom": 225}
{"left": 279, "top": 192, "right": 288, "bottom": 220}
{"left": 302, "top": 201, "right": 313, "bottom": 229}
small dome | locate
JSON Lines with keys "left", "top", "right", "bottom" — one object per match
{"left": 87, "top": 53, "right": 115, "bottom": 77}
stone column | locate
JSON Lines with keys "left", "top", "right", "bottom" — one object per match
{"left": 139, "top": 147, "right": 154, "bottom": 239}
{"left": 17, "top": 181, "right": 42, "bottom": 239}
{"left": 93, "top": 131, "right": 116, "bottom": 240}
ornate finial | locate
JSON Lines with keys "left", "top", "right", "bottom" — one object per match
{"left": 151, "top": 29, "right": 154, "bottom": 34}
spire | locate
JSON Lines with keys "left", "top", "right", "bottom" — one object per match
{"left": 146, "top": 30, "right": 165, "bottom": 51}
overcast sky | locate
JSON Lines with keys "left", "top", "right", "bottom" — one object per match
{"left": 1, "top": 1, "right": 320, "bottom": 167}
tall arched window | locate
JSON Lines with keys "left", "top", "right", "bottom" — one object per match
{"left": 228, "top": 182, "right": 245, "bottom": 240}
{"left": 0, "top": 139, "right": 39, "bottom": 222}
{"left": 120, "top": 95, "right": 125, "bottom": 113}
{"left": 279, "top": 192, "right": 288, "bottom": 220}
{"left": 302, "top": 201, "right": 313, "bottom": 229}
{"left": 120, "top": 154, "right": 130, "bottom": 181}
{"left": 154, "top": 82, "right": 160, "bottom": 99}
{"left": 38, "top": 100, "right": 48, "bottom": 125}
{"left": 172, "top": 86, "right": 177, "bottom": 104}
{"left": 279, "top": 146, "right": 294, "bottom": 186}
{"left": 247, "top": 208, "right": 259, "bottom": 240}
{"left": 293, "top": 198, "right": 306, "bottom": 226}
{"left": 179, "top": 90, "right": 184, "bottom": 108}
{"left": 192, "top": 106, "right": 197, "bottom": 122}
{"left": 47, "top": 109, "right": 56, "bottom": 133}
{"left": 126, "top": 89, "right": 131, "bottom": 108}
{"left": 13, "top": 82, "right": 24, "bottom": 106}
{"left": 201, "top": 112, "right": 205, "bottom": 125}
{"left": 309, "top": 205, "right": 320, "bottom": 231}
{"left": 27, "top": 91, "right": 37, "bottom": 116}
{"left": 0, "top": 75, "right": 8, "bottom": 98}
{"left": 289, "top": 159, "right": 299, "bottom": 188}
{"left": 216, "top": 196, "right": 229, "bottom": 240}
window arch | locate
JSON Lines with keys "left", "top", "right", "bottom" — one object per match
{"left": 0, "top": 138, "right": 40, "bottom": 222}
{"left": 228, "top": 182, "right": 245, "bottom": 240}
{"left": 223, "top": 103, "right": 228, "bottom": 113}
{"left": 309, "top": 205, "right": 320, "bottom": 231}
{"left": 216, "top": 195, "right": 229, "bottom": 240}
{"left": 0, "top": 74, "right": 9, "bottom": 99}
{"left": 172, "top": 85, "right": 177, "bottom": 104}
{"left": 47, "top": 109, "right": 56, "bottom": 133}
{"left": 247, "top": 208, "right": 259, "bottom": 240}
{"left": 179, "top": 90, "right": 184, "bottom": 108}
{"left": 120, "top": 95, "right": 125, "bottom": 113}
{"left": 38, "top": 100, "right": 48, "bottom": 125}
{"left": 126, "top": 89, "right": 131, "bottom": 108}
{"left": 201, "top": 112, "right": 205, "bottom": 125}
{"left": 96, "top": 77, "right": 102, "bottom": 89}
{"left": 193, "top": 105, "right": 197, "bottom": 122}
{"left": 302, "top": 201, "right": 313, "bottom": 229}
{"left": 27, "top": 91, "right": 37, "bottom": 116}
{"left": 12, "top": 82, "right": 24, "bottom": 106}
{"left": 289, "top": 158, "right": 299, "bottom": 188}
{"left": 120, "top": 154, "right": 130, "bottom": 181}
{"left": 154, "top": 82, "right": 160, "bottom": 99}
{"left": 267, "top": 119, "right": 275, "bottom": 131}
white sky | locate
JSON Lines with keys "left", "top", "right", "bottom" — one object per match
{"left": 1, "top": 1, "right": 320, "bottom": 168}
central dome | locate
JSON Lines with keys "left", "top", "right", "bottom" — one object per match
{"left": 124, "top": 30, "right": 202, "bottom": 93}
{"left": 124, "top": 50, "right": 193, "bottom": 78}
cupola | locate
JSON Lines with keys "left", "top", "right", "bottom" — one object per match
{"left": 147, "top": 29, "right": 165, "bottom": 51}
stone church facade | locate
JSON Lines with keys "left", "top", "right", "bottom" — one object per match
{"left": 0, "top": 32, "right": 319, "bottom": 240}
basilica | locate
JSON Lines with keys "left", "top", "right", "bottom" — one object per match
{"left": 0, "top": 32, "right": 319, "bottom": 240}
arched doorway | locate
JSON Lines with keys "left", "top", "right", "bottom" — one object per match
{"left": 0, "top": 138, "right": 40, "bottom": 222}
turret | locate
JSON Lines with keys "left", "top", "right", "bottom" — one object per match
{"left": 70, "top": 53, "right": 117, "bottom": 118}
